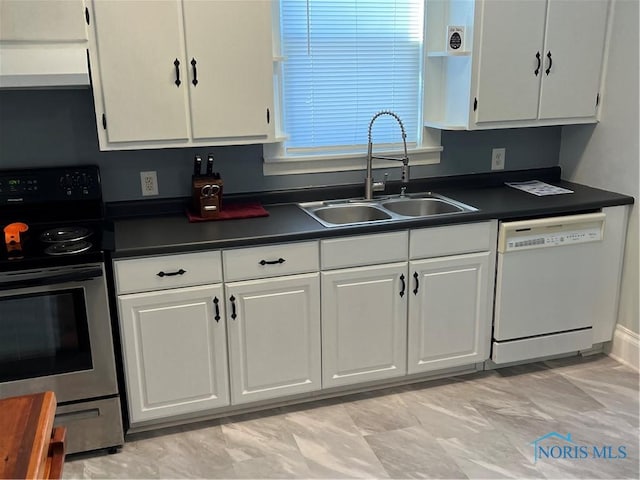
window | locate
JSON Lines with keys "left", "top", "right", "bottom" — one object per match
{"left": 264, "top": 0, "right": 441, "bottom": 175}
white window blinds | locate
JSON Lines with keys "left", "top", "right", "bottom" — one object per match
{"left": 280, "top": 0, "right": 424, "bottom": 155}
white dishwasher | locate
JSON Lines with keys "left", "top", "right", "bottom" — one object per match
{"left": 492, "top": 212, "right": 607, "bottom": 364}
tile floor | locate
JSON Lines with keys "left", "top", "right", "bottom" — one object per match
{"left": 63, "top": 354, "right": 639, "bottom": 479}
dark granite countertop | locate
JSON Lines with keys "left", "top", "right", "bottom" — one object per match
{"left": 108, "top": 168, "right": 634, "bottom": 258}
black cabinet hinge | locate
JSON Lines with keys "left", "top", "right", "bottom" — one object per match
{"left": 85, "top": 7, "right": 90, "bottom": 25}
{"left": 102, "top": 113, "right": 107, "bottom": 130}
{"left": 596, "top": 93, "right": 600, "bottom": 107}
{"left": 266, "top": 108, "right": 270, "bottom": 124}
{"left": 85, "top": 49, "right": 93, "bottom": 87}
{"left": 473, "top": 97, "right": 478, "bottom": 111}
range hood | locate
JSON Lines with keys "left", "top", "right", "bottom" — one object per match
{"left": 0, "top": 46, "right": 90, "bottom": 89}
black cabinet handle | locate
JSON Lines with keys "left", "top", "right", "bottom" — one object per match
{"left": 191, "top": 58, "right": 198, "bottom": 86}
{"left": 534, "top": 51, "right": 541, "bottom": 76}
{"left": 157, "top": 268, "right": 186, "bottom": 277}
{"left": 413, "top": 272, "right": 419, "bottom": 295}
{"left": 230, "top": 295, "right": 237, "bottom": 320}
{"left": 259, "top": 258, "right": 285, "bottom": 266}
{"left": 545, "top": 51, "right": 552, "bottom": 75}
{"left": 399, "top": 274, "right": 406, "bottom": 298}
{"left": 174, "top": 58, "right": 181, "bottom": 86}
{"left": 213, "top": 297, "right": 220, "bottom": 322}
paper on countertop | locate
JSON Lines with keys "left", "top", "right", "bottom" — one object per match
{"left": 505, "top": 180, "right": 574, "bottom": 196}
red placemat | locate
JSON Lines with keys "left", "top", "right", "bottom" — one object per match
{"left": 186, "top": 202, "right": 269, "bottom": 222}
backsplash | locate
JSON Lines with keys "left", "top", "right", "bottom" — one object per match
{"left": 0, "top": 89, "right": 561, "bottom": 202}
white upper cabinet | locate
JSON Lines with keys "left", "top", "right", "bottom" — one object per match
{"left": 89, "top": 0, "right": 189, "bottom": 144}
{"left": 537, "top": 0, "right": 609, "bottom": 120}
{"left": 424, "top": 0, "right": 611, "bottom": 130}
{"left": 87, "top": 0, "right": 275, "bottom": 150}
{"left": 474, "top": 0, "right": 547, "bottom": 123}
{"left": 0, "top": 0, "right": 87, "bottom": 41}
{"left": 0, "top": 0, "right": 89, "bottom": 88}
{"left": 183, "top": 0, "right": 274, "bottom": 140}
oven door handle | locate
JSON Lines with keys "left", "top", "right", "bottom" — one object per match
{"left": 0, "top": 267, "right": 103, "bottom": 291}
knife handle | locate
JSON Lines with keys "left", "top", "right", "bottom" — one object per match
{"left": 206, "top": 155, "right": 214, "bottom": 176}
{"left": 194, "top": 155, "right": 202, "bottom": 176}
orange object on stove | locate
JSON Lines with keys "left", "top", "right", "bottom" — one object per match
{"left": 4, "top": 222, "right": 29, "bottom": 245}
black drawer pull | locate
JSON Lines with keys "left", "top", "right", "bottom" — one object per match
{"left": 174, "top": 58, "right": 181, "bottom": 87}
{"left": 413, "top": 272, "right": 419, "bottom": 295}
{"left": 230, "top": 295, "right": 237, "bottom": 320}
{"left": 534, "top": 51, "right": 541, "bottom": 76}
{"left": 191, "top": 58, "right": 198, "bottom": 86}
{"left": 259, "top": 258, "right": 285, "bottom": 266}
{"left": 157, "top": 269, "right": 186, "bottom": 277}
{"left": 399, "top": 274, "right": 406, "bottom": 298}
{"left": 213, "top": 297, "right": 220, "bottom": 322}
{"left": 545, "top": 51, "right": 553, "bottom": 75}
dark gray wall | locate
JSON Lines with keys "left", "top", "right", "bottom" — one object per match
{"left": 0, "top": 89, "right": 561, "bottom": 202}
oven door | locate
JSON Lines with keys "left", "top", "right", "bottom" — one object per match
{"left": 0, "top": 264, "right": 118, "bottom": 402}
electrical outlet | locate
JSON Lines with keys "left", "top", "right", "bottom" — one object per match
{"left": 140, "top": 171, "right": 159, "bottom": 196}
{"left": 491, "top": 148, "right": 506, "bottom": 170}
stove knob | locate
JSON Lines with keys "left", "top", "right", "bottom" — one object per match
{"left": 59, "top": 174, "right": 74, "bottom": 195}
{"left": 59, "top": 174, "right": 72, "bottom": 188}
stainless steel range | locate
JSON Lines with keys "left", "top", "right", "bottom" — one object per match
{"left": 0, "top": 165, "right": 124, "bottom": 454}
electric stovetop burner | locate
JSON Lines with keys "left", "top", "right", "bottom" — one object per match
{"left": 44, "top": 240, "right": 93, "bottom": 256}
{"left": 1, "top": 165, "right": 107, "bottom": 270}
{"left": 40, "top": 226, "right": 92, "bottom": 243}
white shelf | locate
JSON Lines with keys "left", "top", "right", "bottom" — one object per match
{"left": 423, "top": 120, "right": 468, "bottom": 131}
{"left": 426, "top": 50, "right": 471, "bottom": 57}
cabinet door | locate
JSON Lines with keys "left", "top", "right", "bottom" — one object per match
{"left": 538, "top": 0, "right": 609, "bottom": 119}
{"left": 182, "top": 0, "right": 274, "bottom": 140}
{"left": 474, "top": 0, "right": 547, "bottom": 123}
{"left": 322, "top": 263, "right": 408, "bottom": 388}
{"left": 226, "top": 273, "right": 321, "bottom": 405}
{"left": 90, "top": 0, "right": 189, "bottom": 143}
{"left": 408, "top": 252, "right": 491, "bottom": 374}
{"left": 118, "top": 284, "right": 229, "bottom": 423}
{"left": 0, "top": 0, "right": 87, "bottom": 41}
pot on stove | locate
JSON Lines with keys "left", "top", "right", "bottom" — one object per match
{"left": 3, "top": 222, "right": 28, "bottom": 246}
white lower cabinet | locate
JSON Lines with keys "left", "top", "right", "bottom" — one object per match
{"left": 114, "top": 225, "right": 497, "bottom": 427}
{"left": 408, "top": 252, "right": 492, "bottom": 374}
{"left": 225, "top": 273, "right": 322, "bottom": 405}
{"left": 321, "top": 263, "right": 408, "bottom": 388}
{"left": 118, "top": 284, "right": 229, "bottom": 423}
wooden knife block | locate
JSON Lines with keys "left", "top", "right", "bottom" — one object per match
{"left": 192, "top": 176, "right": 223, "bottom": 219}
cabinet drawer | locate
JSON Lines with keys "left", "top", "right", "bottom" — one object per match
{"left": 114, "top": 251, "right": 222, "bottom": 294}
{"left": 223, "top": 241, "right": 319, "bottom": 281}
{"left": 321, "top": 231, "right": 408, "bottom": 270}
{"left": 410, "top": 221, "right": 496, "bottom": 259}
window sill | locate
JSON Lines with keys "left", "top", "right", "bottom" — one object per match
{"left": 263, "top": 146, "right": 442, "bottom": 176}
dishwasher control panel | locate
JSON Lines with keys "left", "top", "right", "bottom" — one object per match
{"left": 498, "top": 212, "right": 606, "bottom": 253}
{"left": 504, "top": 226, "right": 602, "bottom": 252}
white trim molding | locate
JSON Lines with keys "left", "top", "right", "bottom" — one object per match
{"left": 263, "top": 146, "right": 442, "bottom": 176}
{"left": 263, "top": 128, "right": 443, "bottom": 176}
{"left": 606, "top": 324, "right": 640, "bottom": 372}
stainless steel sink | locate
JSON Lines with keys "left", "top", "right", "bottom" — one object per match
{"left": 298, "top": 202, "right": 391, "bottom": 227}
{"left": 312, "top": 204, "right": 391, "bottom": 226}
{"left": 299, "top": 193, "right": 477, "bottom": 227}
{"left": 381, "top": 198, "right": 465, "bottom": 217}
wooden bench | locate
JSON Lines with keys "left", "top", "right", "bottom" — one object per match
{"left": 0, "top": 391, "right": 66, "bottom": 479}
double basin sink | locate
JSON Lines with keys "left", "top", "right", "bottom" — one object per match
{"left": 299, "top": 192, "right": 478, "bottom": 228}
